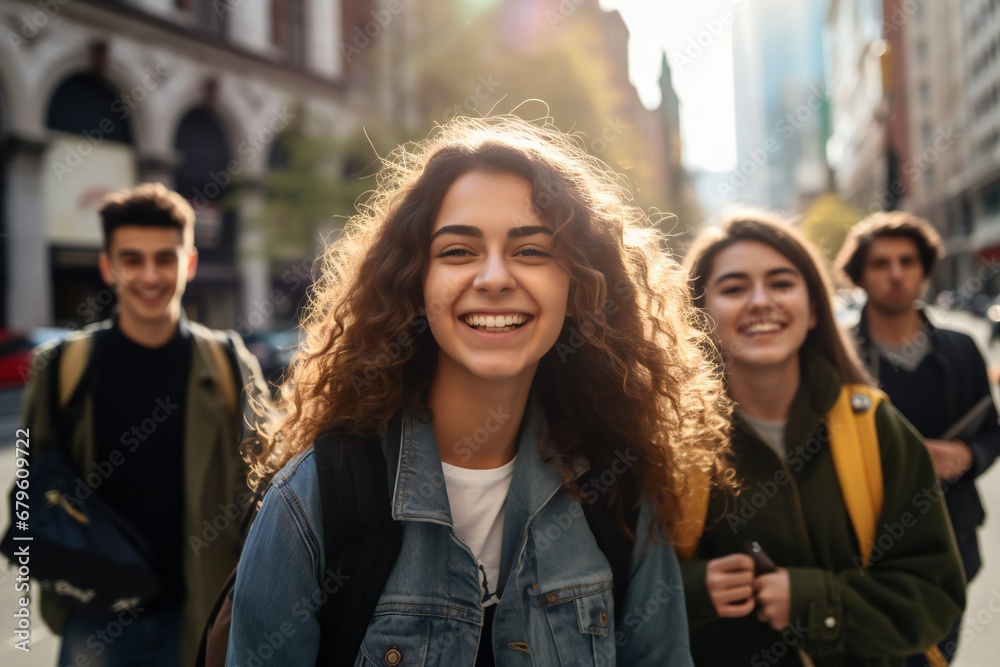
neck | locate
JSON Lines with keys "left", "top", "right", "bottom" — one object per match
{"left": 428, "top": 358, "right": 534, "bottom": 469}
{"left": 117, "top": 308, "right": 181, "bottom": 348}
{"left": 726, "top": 356, "right": 800, "bottom": 422}
{"left": 865, "top": 304, "right": 923, "bottom": 346}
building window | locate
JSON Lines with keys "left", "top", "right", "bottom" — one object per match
{"left": 179, "top": 0, "right": 227, "bottom": 37}
{"left": 922, "top": 121, "right": 934, "bottom": 147}
{"left": 916, "top": 38, "right": 928, "bottom": 64}
{"left": 272, "top": 0, "right": 307, "bottom": 65}
{"left": 984, "top": 184, "right": 1000, "bottom": 217}
{"left": 919, "top": 79, "right": 931, "bottom": 105}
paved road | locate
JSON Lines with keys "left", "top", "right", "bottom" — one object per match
{"left": 0, "top": 308, "right": 999, "bottom": 665}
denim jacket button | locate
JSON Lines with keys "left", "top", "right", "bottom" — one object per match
{"left": 384, "top": 647, "right": 402, "bottom": 665}
{"left": 599, "top": 611, "right": 608, "bottom": 626}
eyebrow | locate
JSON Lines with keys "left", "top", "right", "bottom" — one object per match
{"left": 117, "top": 249, "right": 179, "bottom": 259}
{"left": 712, "top": 267, "right": 799, "bottom": 285}
{"left": 430, "top": 225, "right": 553, "bottom": 241}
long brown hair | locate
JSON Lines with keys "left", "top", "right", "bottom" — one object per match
{"left": 684, "top": 210, "right": 873, "bottom": 386}
{"left": 246, "top": 116, "right": 732, "bottom": 540}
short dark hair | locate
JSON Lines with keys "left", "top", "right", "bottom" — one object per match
{"left": 99, "top": 182, "right": 195, "bottom": 250}
{"left": 836, "top": 211, "right": 944, "bottom": 286}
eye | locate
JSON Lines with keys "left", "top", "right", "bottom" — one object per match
{"left": 437, "top": 245, "right": 472, "bottom": 258}
{"left": 772, "top": 280, "right": 795, "bottom": 290}
{"left": 719, "top": 284, "right": 744, "bottom": 296}
{"left": 517, "top": 246, "right": 552, "bottom": 258}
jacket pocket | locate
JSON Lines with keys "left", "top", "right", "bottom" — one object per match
{"left": 360, "top": 609, "right": 481, "bottom": 666}
{"left": 360, "top": 613, "right": 431, "bottom": 667}
{"left": 537, "top": 580, "right": 614, "bottom": 665}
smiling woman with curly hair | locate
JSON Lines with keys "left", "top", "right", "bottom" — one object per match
{"left": 226, "top": 115, "right": 731, "bottom": 666}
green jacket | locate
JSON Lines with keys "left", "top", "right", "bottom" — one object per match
{"left": 680, "top": 353, "right": 966, "bottom": 666}
{"left": 22, "top": 317, "right": 269, "bottom": 666}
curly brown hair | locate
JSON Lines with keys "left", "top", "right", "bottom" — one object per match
{"left": 835, "top": 210, "right": 945, "bottom": 286}
{"left": 246, "top": 116, "right": 732, "bottom": 541}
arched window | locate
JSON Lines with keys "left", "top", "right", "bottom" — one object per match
{"left": 46, "top": 73, "right": 133, "bottom": 143}
{"left": 45, "top": 73, "right": 135, "bottom": 325}
{"left": 173, "top": 107, "right": 233, "bottom": 258}
{"left": 173, "top": 107, "right": 238, "bottom": 326}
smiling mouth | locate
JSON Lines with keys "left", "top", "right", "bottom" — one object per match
{"left": 739, "top": 321, "right": 785, "bottom": 336}
{"left": 462, "top": 313, "right": 533, "bottom": 333}
{"left": 134, "top": 289, "right": 167, "bottom": 301}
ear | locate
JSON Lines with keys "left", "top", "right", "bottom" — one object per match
{"left": 185, "top": 248, "right": 199, "bottom": 282}
{"left": 809, "top": 303, "right": 817, "bottom": 330}
{"left": 98, "top": 251, "right": 117, "bottom": 290}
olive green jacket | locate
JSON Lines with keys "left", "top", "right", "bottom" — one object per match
{"left": 680, "top": 353, "right": 966, "bottom": 666}
{"left": 22, "top": 317, "right": 268, "bottom": 666}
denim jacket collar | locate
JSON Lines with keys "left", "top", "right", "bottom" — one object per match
{"left": 387, "top": 398, "right": 584, "bottom": 527}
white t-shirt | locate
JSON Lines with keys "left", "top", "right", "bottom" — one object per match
{"left": 440, "top": 457, "right": 517, "bottom": 607}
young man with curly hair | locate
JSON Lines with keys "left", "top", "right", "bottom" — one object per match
{"left": 838, "top": 211, "right": 1000, "bottom": 664}
{"left": 22, "top": 182, "right": 268, "bottom": 666}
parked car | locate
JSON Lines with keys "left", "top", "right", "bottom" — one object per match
{"left": 0, "top": 328, "right": 68, "bottom": 389}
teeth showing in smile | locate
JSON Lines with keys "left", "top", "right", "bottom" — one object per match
{"left": 462, "top": 313, "right": 531, "bottom": 332}
{"left": 138, "top": 290, "right": 163, "bottom": 299}
{"left": 742, "top": 322, "right": 782, "bottom": 335}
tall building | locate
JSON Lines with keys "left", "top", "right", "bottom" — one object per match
{"left": 825, "top": 0, "right": 896, "bottom": 213}
{"left": 828, "top": 0, "right": 1000, "bottom": 296}
{"left": 952, "top": 0, "right": 1000, "bottom": 293}
{"left": 0, "top": 0, "right": 371, "bottom": 328}
{"left": 730, "top": 0, "right": 829, "bottom": 212}
{"left": 900, "top": 0, "right": 967, "bottom": 288}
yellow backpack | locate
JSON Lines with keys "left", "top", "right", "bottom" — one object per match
{"left": 675, "top": 384, "right": 947, "bottom": 667}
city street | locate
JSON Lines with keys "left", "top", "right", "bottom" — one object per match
{"left": 1, "top": 310, "right": 1000, "bottom": 666}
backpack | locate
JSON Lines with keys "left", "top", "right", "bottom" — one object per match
{"left": 0, "top": 327, "right": 239, "bottom": 617}
{"left": 674, "top": 384, "right": 947, "bottom": 667}
{"left": 197, "top": 414, "right": 641, "bottom": 667}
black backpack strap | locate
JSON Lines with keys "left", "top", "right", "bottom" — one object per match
{"left": 314, "top": 414, "right": 402, "bottom": 666}
{"left": 581, "top": 472, "right": 640, "bottom": 627}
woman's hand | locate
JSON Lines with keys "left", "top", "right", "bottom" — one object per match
{"left": 754, "top": 568, "right": 791, "bottom": 632}
{"left": 705, "top": 553, "right": 756, "bottom": 618}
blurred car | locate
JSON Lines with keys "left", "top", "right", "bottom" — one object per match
{"left": 833, "top": 289, "right": 864, "bottom": 328}
{"left": 0, "top": 327, "right": 68, "bottom": 389}
{"left": 242, "top": 329, "right": 302, "bottom": 391}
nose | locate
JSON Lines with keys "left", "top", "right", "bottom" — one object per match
{"left": 888, "top": 260, "right": 904, "bottom": 280}
{"left": 472, "top": 252, "right": 515, "bottom": 294}
{"left": 748, "top": 281, "right": 770, "bottom": 308}
{"left": 138, "top": 259, "right": 160, "bottom": 284}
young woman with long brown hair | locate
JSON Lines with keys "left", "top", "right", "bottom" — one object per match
{"left": 680, "top": 211, "right": 965, "bottom": 666}
{"left": 224, "top": 116, "right": 730, "bottom": 665}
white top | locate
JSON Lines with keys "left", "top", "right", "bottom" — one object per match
{"left": 441, "top": 456, "right": 517, "bottom": 607}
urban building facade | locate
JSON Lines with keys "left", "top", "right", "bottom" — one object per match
{"left": 828, "top": 0, "right": 1000, "bottom": 297}
{"left": 730, "top": 0, "right": 829, "bottom": 212}
{"left": 0, "top": 0, "right": 686, "bottom": 330}
{"left": 0, "top": 0, "right": 377, "bottom": 329}
{"left": 953, "top": 0, "right": 1000, "bottom": 295}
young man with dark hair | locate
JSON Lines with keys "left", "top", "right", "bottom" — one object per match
{"left": 837, "top": 210, "right": 1000, "bottom": 664}
{"left": 21, "top": 182, "right": 268, "bottom": 666}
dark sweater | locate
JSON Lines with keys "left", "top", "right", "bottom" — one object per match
{"left": 854, "top": 308, "right": 1000, "bottom": 580}
{"left": 94, "top": 322, "right": 191, "bottom": 608}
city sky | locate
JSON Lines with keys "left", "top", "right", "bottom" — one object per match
{"left": 599, "top": 0, "right": 739, "bottom": 173}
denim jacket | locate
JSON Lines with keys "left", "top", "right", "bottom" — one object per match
{"left": 226, "top": 403, "right": 693, "bottom": 666}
